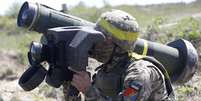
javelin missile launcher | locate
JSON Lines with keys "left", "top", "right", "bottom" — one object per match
{"left": 17, "top": 1, "right": 198, "bottom": 91}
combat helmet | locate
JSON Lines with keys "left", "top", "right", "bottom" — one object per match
{"left": 95, "top": 10, "right": 140, "bottom": 52}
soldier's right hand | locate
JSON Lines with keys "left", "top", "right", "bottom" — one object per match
{"left": 71, "top": 71, "right": 92, "bottom": 93}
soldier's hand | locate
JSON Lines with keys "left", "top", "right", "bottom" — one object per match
{"left": 71, "top": 71, "right": 92, "bottom": 93}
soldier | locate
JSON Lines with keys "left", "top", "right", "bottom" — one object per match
{"left": 70, "top": 10, "right": 175, "bottom": 101}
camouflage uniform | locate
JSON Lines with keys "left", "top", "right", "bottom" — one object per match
{"left": 83, "top": 53, "right": 175, "bottom": 101}
{"left": 63, "top": 81, "right": 84, "bottom": 101}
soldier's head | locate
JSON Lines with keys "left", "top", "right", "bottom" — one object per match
{"left": 91, "top": 10, "right": 140, "bottom": 63}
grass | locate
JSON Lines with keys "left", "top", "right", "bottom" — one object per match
{"left": 0, "top": 32, "right": 41, "bottom": 64}
{"left": 176, "top": 86, "right": 194, "bottom": 94}
{"left": 175, "top": 85, "right": 196, "bottom": 101}
{"left": 0, "top": 17, "right": 41, "bottom": 64}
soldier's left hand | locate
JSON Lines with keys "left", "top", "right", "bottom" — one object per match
{"left": 71, "top": 71, "right": 92, "bottom": 93}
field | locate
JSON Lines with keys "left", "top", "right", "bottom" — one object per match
{"left": 0, "top": 0, "right": 201, "bottom": 101}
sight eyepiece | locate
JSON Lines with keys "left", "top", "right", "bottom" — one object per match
{"left": 18, "top": 65, "right": 47, "bottom": 91}
{"left": 30, "top": 42, "right": 43, "bottom": 62}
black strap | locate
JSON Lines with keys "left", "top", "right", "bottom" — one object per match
{"left": 142, "top": 57, "right": 174, "bottom": 96}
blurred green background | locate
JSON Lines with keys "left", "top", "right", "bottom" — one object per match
{"left": 0, "top": 0, "right": 200, "bottom": 101}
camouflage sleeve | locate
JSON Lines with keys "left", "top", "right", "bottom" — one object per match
{"left": 123, "top": 60, "right": 169, "bottom": 101}
{"left": 63, "top": 81, "right": 82, "bottom": 101}
{"left": 84, "top": 85, "right": 106, "bottom": 101}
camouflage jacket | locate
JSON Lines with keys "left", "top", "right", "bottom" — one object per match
{"left": 83, "top": 55, "right": 175, "bottom": 101}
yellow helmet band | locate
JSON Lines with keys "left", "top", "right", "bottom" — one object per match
{"left": 98, "top": 18, "right": 139, "bottom": 41}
